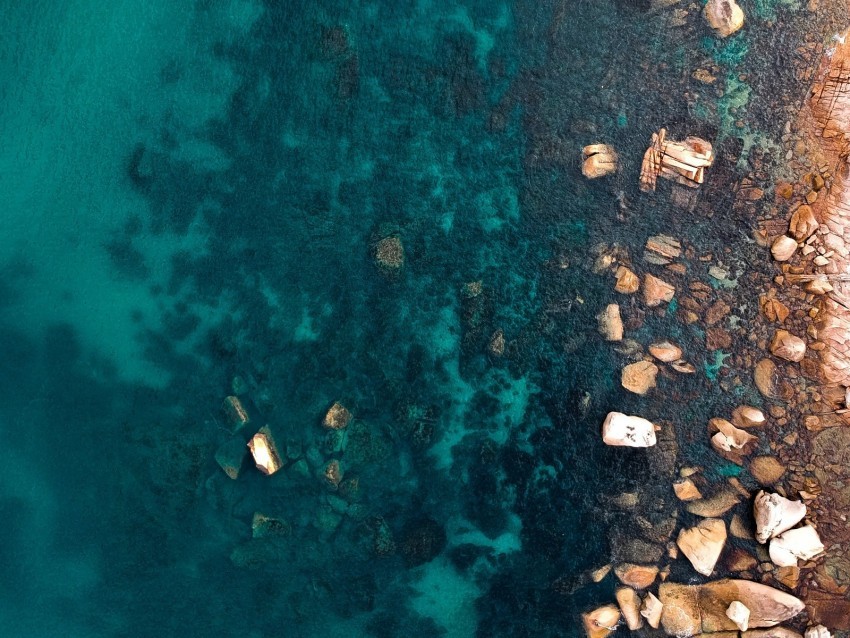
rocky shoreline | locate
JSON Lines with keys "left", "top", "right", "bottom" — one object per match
{"left": 579, "top": 3, "right": 850, "bottom": 636}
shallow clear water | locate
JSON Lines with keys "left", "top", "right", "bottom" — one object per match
{"left": 0, "top": 0, "right": 834, "bottom": 636}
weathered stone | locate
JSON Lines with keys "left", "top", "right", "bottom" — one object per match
{"left": 643, "top": 274, "right": 675, "bottom": 307}
{"left": 754, "top": 490, "right": 807, "bottom": 544}
{"left": 769, "top": 525, "right": 825, "bottom": 566}
{"left": 616, "top": 587, "right": 643, "bottom": 630}
{"left": 597, "top": 304, "right": 624, "bottom": 341}
{"left": 614, "top": 563, "right": 659, "bottom": 590}
{"left": 649, "top": 341, "right": 683, "bottom": 362}
{"left": 621, "top": 360, "right": 659, "bottom": 395}
{"left": 754, "top": 359, "right": 779, "bottom": 398}
{"left": 704, "top": 0, "right": 744, "bottom": 37}
{"left": 582, "top": 144, "right": 619, "bottom": 179}
{"left": 582, "top": 604, "right": 621, "bottom": 638}
{"left": 674, "top": 478, "right": 703, "bottom": 501}
{"left": 761, "top": 296, "right": 790, "bottom": 323}
{"left": 749, "top": 456, "right": 786, "bottom": 485}
{"left": 488, "top": 329, "right": 505, "bottom": 357}
{"left": 677, "top": 518, "right": 727, "bottom": 576}
{"left": 641, "top": 592, "right": 663, "bottom": 629}
{"left": 590, "top": 564, "right": 612, "bottom": 583}
{"left": 706, "top": 299, "right": 731, "bottom": 326}
{"left": 710, "top": 418, "right": 758, "bottom": 464}
{"left": 686, "top": 489, "right": 740, "bottom": 517}
{"left": 742, "top": 629, "right": 803, "bottom": 638}
{"left": 727, "top": 600, "right": 751, "bottom": 632}
{"left": 770, "top": 330, "right": 806, "bottom": 362}
{"left": 805, "top": 625, "right": 832, "bottom": 638}
{"left": 789, "top": 204, "right": 819, "bottom": 240}
{"left": 645, "top": 235, "right": 682, "bottom": 265}
{"left": 706, "top": 327, "right": 733, "bottom": 350}
{"left": 215, "top": 436, "right": 248, "bottom": 480}
{"left": 602, "top": 412, "right": 657, "bottom": 447}
{"left": 726, "top": 547, "right": 758, "bottom": 572}
{"left": 640, "top": 128, "right": 714, "bottom": 191}
{"left": 324, "top": 401, "right": 352, "bottom": 430}
{"left": 733, "top": 406, "right": 766, "bottom": 428}
{"left": 771, "top": 235, "right": 798, "bottom": 262}
{"left": 375, "top": 236, "right": 404, "bottom": 269}
{"left": 223, "top": 395, "right": 250, "bottom": 430}
{"left": 614, "top": 266, "right": 640, "bottom": 294}
{"left": 671, "top": 360, "right": 697, "bottom": 373}
{"left": 322, "top": 459, "right": 343, "bottom": 488}
{"left": 248, "top": 426, "right": 283, "bottom": 476}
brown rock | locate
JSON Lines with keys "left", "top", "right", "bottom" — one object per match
{"left": 614, "top": 563, "right": 659, "bottom": 590}
{"left": 754, "top": 359, "right": 778, "bottom": 398}
{"left": 770, "top": 330, "right": 806, "bottom": 362}
{"left": 582, "top": 604, "right": 621, "bottom": 638}
{"left": 641, "top": 592, "right": 663, "bottom": 629}
{"left": 614, "top": 266, "right": 640, "bottom": 294}
{"left": 749, "top": 456, "right": 786, "bottom": 485}
{"left": 706, "top": 299, "right": 731, "bottom": 326}
{"left": 789, "top": 204, "right": 819, "bottom": 240}
{"left": 616, "top": 587, "right": 643, "bottom": 630}
{"left": 742, "top": 629, "right": 803, "bottom": 638}
{"left": 761, "top": 296, "right": 790, "bottom": 323}
{"left": 732, "top": 405, "right": 766, "bottom": 428}
{"left": 677, "top": 518, "right": 727, "bottom": 576}
{"left": 726, "top": 547, "right": 758, "bottom": 572}
{"left": 776, "top": 182, "right": 794, "bottom": 199}
{"left": 645, "top": 234, "right": 682, "bottom": 265}
{"left": 621, "top": 360, "right": 659, "bottom": 395}
{"left": 730, "top": 513, "right": 752, "bottom": 539}
{"left": 597, "top": 304, "right": 624, "bottom": 341}
{"left": 582, "top": 144, "right": 618, "bottom": 179}
{"left": 643, "top": 274, "right": 675, "bottom": 307}
{"left": 674, "top": 478, "right": 703, "bottom": 501}
{"left": 686, "top": 489, "right": 740, "bottom": 517}
{"left": 324, "top": 401, "right": 352, "bottom": 430}
{"left": 774, "top": 565, "right": 800, "bottom": 589}
{"left": 709, "top": 417, "right": 758, "bottom": 464}
{"left": 649, "top": 341, "right": 683, "bottom": 362}
{"left": 707, "top": 327, "right": 733, "bottom": 350}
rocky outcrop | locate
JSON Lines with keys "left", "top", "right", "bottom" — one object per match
{"left": 602, "top": 412, "right": 657, "bottom": 447}
{"left": 754, "top": 491, "right": 807, "bottom": 544}
{"left": 643, "top": 274, "right": 676, "bottom": 307}
{"left": 677, "top": 518, "right": 727, "bottom": 576}
{"left": 582, "top": 144, "right": 618, "bottom": 179}
{"left": 769, "top": 525, "right": 825, "bottom": 566}
{"left": 597, "top": 304, "right": 624, "bottom": 341}
{"left": 621, "top": 360, "right": 658, "bottom": 395}
{"left": 659, "top": 580, "right": 804, "bottom": 635}
{"left": 770, "top": 330, "right": 806, "bottom": 362}
{"left": 703, "top": 0, "right": 744, "bottom": 38}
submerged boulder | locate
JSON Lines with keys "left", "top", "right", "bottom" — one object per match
{"left": 323, "top": 401, "right": 352, "bottom": 430}
{"left": 375, "top": 235, "right": 404, "bottom": 269}
{"left": 704, "top": 0, "right": 745, "bottom": 37}
{"left": 215, "top": 436, "right": 248, "bottom": 479}
{"left": 602, "top": 412, "right": 657, "bottom": 447}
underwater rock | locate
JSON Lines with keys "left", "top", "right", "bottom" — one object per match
{"left": 677, "top": 518, "right": 727, "bottom": 577}
{"left": 650, "top": 341, "right": 683, "bottom": 363}
{"left": 709, "top": 418, "right": 758, "bottom": 465}
{"left": 252, "top": 512, "right": 291, "bottom": 538}
{"left": 591, "top": 564, "right": 612, "bottom": 582}
{"left": 644, "top": 235, "right": 682, "bottom": 266}
{"left": 704, "top": 0, "right": 744, "bottom": 37}
{"left": 616, "top": 587, "right": 643, "bottom": 630}
{"left": 400, "top": 517, "right": 447, "bottom": 567}
{"left": 641, "top": 592, "right": 663, "bottom": 629}
{"left": 597, "top": 304, "right": 624, "bottom": 341}
{"left": 754, "top": 359, "right": 779, "bottom": 398}
{"left": 660, "top": 580, "right": 804, "bottom": 635}
{"left": 789, "top": 205, "right": 819, "bottom": 240}
{"left": 805, "top": 626, "right": 832, "bottom": 638}
{"left": 686, "top": 489, "right": 740, "bottom": 517}
{"left": 639, "top": 128, "right": 714, "bottom": 191}
{"left": 322, "top": 459, "right": 343, "bottom": 488}
{"left": 488, "top": 329, "right": 505, "bottom": 356}
{"left": 215, "top": 436, "right": 247, "bottom": 479}
{"left": 614, "top": 266, "right": 640, "bottom": 294}
{"left": 374, "top": 236, "right": 404, "bottom": 270}
{"left": 749, "top": 456, "right": 786, "bottom": 485}
{"left": 602, "top": 412, "right": 657, "bottom": 447}
{"left": 754, "top": 491, "right": 807, "bottom": 544}
{"left": 643, "top": 274, "right": 675, "bottom": 307}
{"left": 248, "top": 426, "right": 282, "bottom": 475}
{"left": 223, "top": 395, "right": 250, "bottom": 431}
{"left": 770, "top": 330, "right": 806, "bottom": 362}
{"left": 771, "top": 236, "right": 798, "bottom": 262}
{"left": 614, "top": 563, "right": 658, "bottom": 590}
{"left": 674, "top": 478, "right": 703, "bottom": 501}
{"left": 727, "top": 601, "right": 751, "bottom": 632}
{"left": 323, "top": 402, "right": 352, "bottom": 430}
{"left": 733, "top": 406, "right": 766, "bottom": 428}
{"left": 582, "top": 605, "right": 621, "bottom": 638}
{"left": 582, "top": 143, "right": 619, "bottom": 178}
{"left": 769, "top": 525, "right": 825, "bottom": 566}
{"left": 621, "top": 360, "right": 658, "bottom": 395}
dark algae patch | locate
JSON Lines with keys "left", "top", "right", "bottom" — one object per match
{"left": 0, "top": 0, "right": 848, "bottom": 636}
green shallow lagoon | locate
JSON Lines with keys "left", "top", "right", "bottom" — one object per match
{"left": 0, "top": 0, "right": 839, "bottom": 636}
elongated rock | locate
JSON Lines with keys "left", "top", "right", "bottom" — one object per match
{"left": 769, "top": 525, "right": 825, "bottom": 566}
{"left": 641, "top": 592, "right": 663, "bottom": 629}
{"left": 650, "top": 341, "right": 683, "bottom": 363}
{"left": 598, "top": 304, "right": 624, "bottom": 341}
{"left": 754, "top": 491, "right": 807, "bottom": 544}
{"left": 616, "top": 587, "right": 643, "bottom": 630}
{"left": 248, "top": 426, "right": 283, "bottom": 475}
{"left": 602, "top": 412, "right": 657, "bottom": 447}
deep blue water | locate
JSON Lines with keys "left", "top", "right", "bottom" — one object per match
{"left": 0, "top": 0, "right": 835, "bottom": 636}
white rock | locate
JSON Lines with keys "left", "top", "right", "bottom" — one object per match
{"left": 616, "top": 587, "right": 643, "bottom": 631}
{"left": 602, "top": 412, "right": 657, "bottom": 447}
{"left": 771, "top": 235, "right": 798, "bottom": 262}
{"left": 727, "top": 600, "right": 751, "bottom": 632}
{"left": 769, "top": 525, "right": 825, "bottom": 566}
{"left": 805, "top": 625, "right": 832, "bottom": 638}
{"left": 597, "top": 304, "right": 624, "bottom": 341}
{"left": 640, "top": 592, "right": 663, "bottom": 629}
{"left": 754, "top": 490, "right": 807, "bottom": 544}
{"left": 704, "top": 0, "right": 745, "bottom": 37}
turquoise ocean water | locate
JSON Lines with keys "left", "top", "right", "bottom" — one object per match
{"left": 0, "top": 0, "right": 827, "bottom": 636}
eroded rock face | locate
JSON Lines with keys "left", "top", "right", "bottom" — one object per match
{"left": 659, "top": 580, "right": 804, "bottom": 635}
{"left": 754, "top": 491, "right": 807, "bottom": 544}
{"left": 769, "top": 525, "right": 825, "bottom": 566}
{"left": 704, "top": 0, "right": 745, "bottom": 37}
{"left": 621, "top": 360, "right": 659, "bottom": 395}
{"left": 677, "top": 518, "right": 727, "bottom": 576}
{"left": 770, "top": 330, "right": 806, "bottom": 362}
{"left": 598, "top": 303, "right": 624, "bottom": 341}
{"left": 602, "top": 412, "right": 657, "bottom": 447}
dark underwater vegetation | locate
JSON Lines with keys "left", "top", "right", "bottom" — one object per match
{"left": 0, "top": 0, "right": 840, "bottom": 636}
